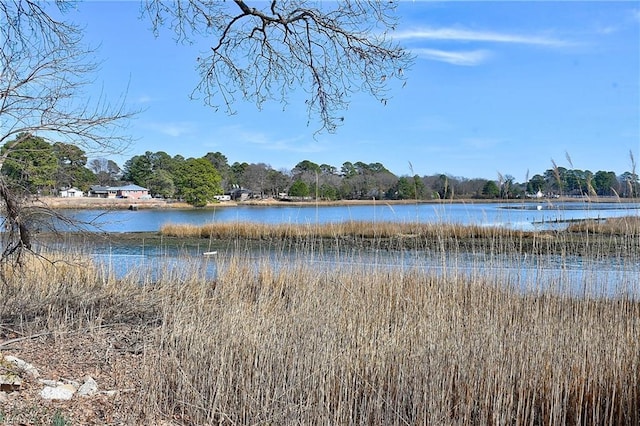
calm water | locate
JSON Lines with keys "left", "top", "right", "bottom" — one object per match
{"left": 55, "top": 201, "right": 640, "bottom": 233}
{"left": 42, "top": 201, "right": 640, "bottom": 298}
{"left": 84, "top": 242, "right": 640, "bottom": 299}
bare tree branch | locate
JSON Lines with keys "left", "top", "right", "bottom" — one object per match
{"left": 142, "top": 0, "right": 412, "bottom": 133}
{"left": 1, "top": 0, "right": 411, "bottom": 267}
{"left": 1, "top": 1, "right": 136, "bottom": 267}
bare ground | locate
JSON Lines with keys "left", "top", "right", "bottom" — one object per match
{"left": 0, "top": 324, "right": 168, "bottom": 425}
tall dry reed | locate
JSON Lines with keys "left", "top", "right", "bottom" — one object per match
{"left": 567, "top": 215, "right": 640, "bottom": 235}
{"left": 159, "top": 220, "right": 531, "bottom": 240}
{"left": 0, "top": 250, "right": 164, "bottom": 333}
{"left": 2, "top": 223, "right": 638, "bottom": 424}
{"left": 140, "top": 249, "right": 640, "bottom": 424}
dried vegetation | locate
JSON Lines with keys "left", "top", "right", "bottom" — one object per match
{"left": 0, "top": 218, "right": 639, "bottom": 424}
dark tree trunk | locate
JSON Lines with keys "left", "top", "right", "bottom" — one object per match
{"left": 0, "top": 178, "right": 31, "bottom": 262}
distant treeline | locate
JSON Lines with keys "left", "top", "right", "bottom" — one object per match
{"left": 2, "top": 134, "right": 639, "bottom": 205}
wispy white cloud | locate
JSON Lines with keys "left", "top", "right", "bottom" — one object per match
{"left": 412, "top": 48, "right": 491, "bottom": 66}
{"left": 596, "top": 9, "right": 640, "bottom": 35}
{"left": 268, "top": 139, "right": 327, "bottom": 154}
{"left": 146, "top": 121, "right": 195, "bottom": 137}
{"left": 215, "top": 125, "right": 326, "bottom": 154}
{"left": 395, "top": 27, "right": 573, "bottom": 48}
{"left": 136, "top": 95, "right": 153, "bottom": 104}
{"left": 595, "top": 25, "right": 618, "bottom": 35}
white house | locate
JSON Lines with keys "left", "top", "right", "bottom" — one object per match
{"left": 59, "top": 187, "right": 84, "bottom": 198}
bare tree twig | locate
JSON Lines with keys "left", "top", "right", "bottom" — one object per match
{"left": 142, "top": 0, "right": 412, "bottom": 134}
{"left": 1, "top": 1, "right": 136, "bottom": 268}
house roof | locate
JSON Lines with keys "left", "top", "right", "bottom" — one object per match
{"left": 90, "top": 184, "right": 148, "bottom": 192}
{"left": 117, "top": 184, "right": 148, "bottom": 191}
{"left": 90, "top": 185, "right": 115, "bottom": 192}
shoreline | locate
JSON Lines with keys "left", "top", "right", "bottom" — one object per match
{"left": 34, "top": 215, "right": 640, "bottom": 258}
{"left": 34, "top": 195, "right": 639, "bottom": 210}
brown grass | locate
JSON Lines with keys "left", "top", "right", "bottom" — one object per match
{"left": 159, "top": 218, "right": 640, "bottom": 258}
{"left": 135, "top": 252, "right": 639, "bottom": 425}
{"left": 1, "top": 228, "right": 639, "bottom": 424}
{"left": 567, "top": 215, "right": 640, "bottom": 235}
{"left": 160, "top": 220, "right": 532, "bottom": 240}
{"left": 0, "top": 252, "right": 163, "bottom": 337}
{"left": 38, "top": 196, "right": 193, "bottom": 210}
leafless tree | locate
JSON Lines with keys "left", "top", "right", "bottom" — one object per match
{"left": 142, "top": 0, "right": 411, "bottom": 133}
{"left": 1, "top": 1, "right": 135, "bottom": 266}
{"left": 89, "top": 158, "right": 123, "bottom": 185}
{"left": 241, "top": 163, "right": 271, "bottom": 198}
{"left": 1, "top": 0, "right": 410, "bottom": 266}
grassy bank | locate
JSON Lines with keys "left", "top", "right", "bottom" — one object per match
{"left": 141, "top": 254, "right": 639, "bottom": 425}
{"left": 1, "top": 220, "right": 639, "bottom": 424}
{"left": 566, "top": 215, "right": 640, "bottom": 234}
{"left": 2, "top": 217, "right": 640, "bottom": 423}
{"left": 159, "top": 217, "right": 640, "bottom": 257}
{"left": 38, "top": 195, "right": 640, "bottom": 210}
{"left": 38, "top": 196, "right": 193, "bottom": 210}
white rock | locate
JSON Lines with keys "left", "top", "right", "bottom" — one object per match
{"left": 63, "top": 379, "right": 80, "bottom": 388}
{"left": 40, "top": 384, "right": 76, "bottom": 400}
{"left": 3, "top": 356, "right": 39, "bottom": 379}
{"left": 77, "top": 376, "right": 98, "bottom": 397}
{"left": 38, "top": 379, "right": 64, "bottom": 387}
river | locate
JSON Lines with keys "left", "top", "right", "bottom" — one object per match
{"left": 56, "top": 200, "right": 640, "bottom": 232}
{"left": 43, "top": 201, "right": 640, "bottom": 298}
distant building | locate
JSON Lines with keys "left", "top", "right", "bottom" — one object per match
{"left": 89, "top": 185, "right": 118, "bottom": 198}
{"left": 228, "top": 188, "right": 252, "bottom": 201}
{"left": 59, "top": 187, "right": 84, "bottom": 198}
{"left": 116, "top": 184, "right": 149, "bottom": 199}
{"left": 89, "top": 184, "right": 149, "bottom": 199}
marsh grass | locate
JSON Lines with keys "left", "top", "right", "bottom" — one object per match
{"left": 159, "top": 221, "right": 549, "bottom": 258}
{"left": 160, "top": 219, "right": 640, "bottom": 259}
{"left": 1, "top": 221, "right": 639, "bottom": 424}
{"left": 139, "top": 251, "right": 639, "bottom": 425}
{"left": 0, "top": 251, "right": 164, "bottom": 334}
{"left": 160, "top": 220, "right": 532, "bottom": 240}
{"left": 567, "top": 215, "right": 640, "bottom": 235}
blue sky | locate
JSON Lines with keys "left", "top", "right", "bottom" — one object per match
{"left": 72, "top": 1, "right": 638, "bottom": 182}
